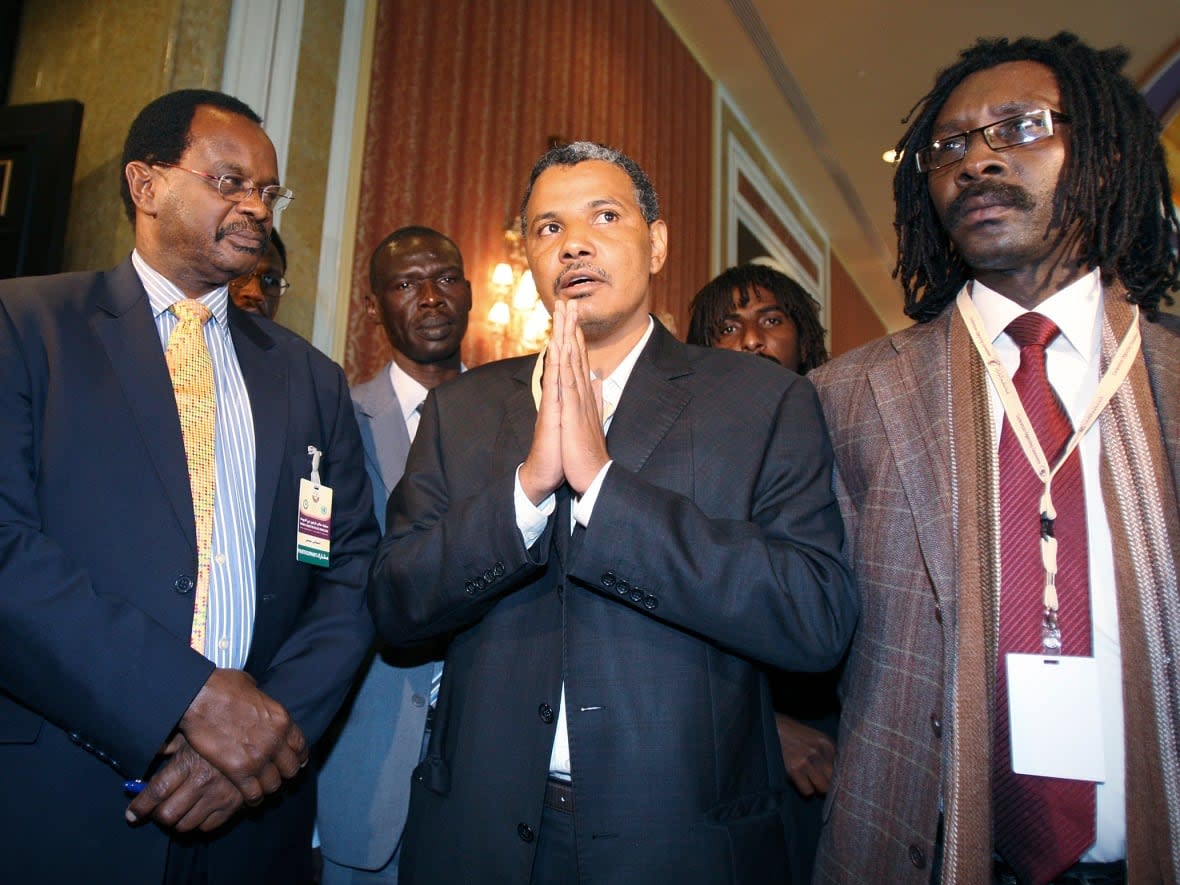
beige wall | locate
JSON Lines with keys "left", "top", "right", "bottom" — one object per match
{"left": 9, "top": 0, "right": 232, "bottom": 274}
{"left": 8, "top": 0, "right": 345, "bottom": 345}
{"left": 278, "top": 0, "right": 346, "bottom": 341}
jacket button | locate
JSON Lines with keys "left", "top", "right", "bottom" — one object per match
{"left": 642, "top": 595, "right": 658, "bottom": 610}
{"left": 601, "top": 571, "right": 616, "bottom": 588}
{"left": 930, "top": 713, "right": 942, "bottom": 738}
{"left": 493, "top": 561, "right": 506, "bottom": 577}
{"left": 174, "top": 575, "right": 194, "bottom": 594}
{"left": 517, "top": 822, "right": 534, "bottom": 842}
{"left": 615, "top": 579, "right": 631, "bottom": 596}
{"left": 538, "top": 703, "right": 554, "bottom": 724}
{"left": 909, "top": 844, "right": 926, "bottom": 868}
{"left": 629, "top": 588, "right": 643, "bottom": 603}
{"left": 412, "top": 694, "right": 426, "bottom": 708}
{"left": 483, "top": 569, "right": 494, "bottom": 583}
{"left": 464, "top": 580, "right": 477, "bottom": 596}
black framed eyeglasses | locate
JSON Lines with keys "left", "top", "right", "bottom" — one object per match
{"left": 153, "top": 162, "right": 295, "bottom": 212}
{"left": 230, "top": 269, "right": 290, "bottom": 297}
{"left": 915, "top": 108, "right": 1070, "bottom": 173}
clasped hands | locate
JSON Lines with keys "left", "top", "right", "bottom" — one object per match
{"left": 125, "top": 668, "right": 307, "bottom": 833}
{"left": 519, "top": 299, "right": 611, "bottom": 504}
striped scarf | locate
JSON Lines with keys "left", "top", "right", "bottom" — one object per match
{"left": 941, "top": 287, "right": 1180, "bottom": 884}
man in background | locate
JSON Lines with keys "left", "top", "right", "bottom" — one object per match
{"left": 318, "top": 226, "right": 471, "bottom": 884}
{"left": 229, "top": 229, "right": 288, "bottom": 320}
{"left": 688, "top": 261, "right": 837, "bottom": 885}
{"left": 0, "top": 89, "right": 376, "bottom": 883}
{"left": 687, "top": 262, "right": 828, "bottom": 374}
{"left": 811, "top": 33, "right": 1179, "bottom": 885}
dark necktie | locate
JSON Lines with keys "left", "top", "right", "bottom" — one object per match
{"left": 993, "top": 312, "right": 1095, "bottom": 885}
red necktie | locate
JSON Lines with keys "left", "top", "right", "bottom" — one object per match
{"left": 993, "top": 312, "right": 1094, "bottom": 885}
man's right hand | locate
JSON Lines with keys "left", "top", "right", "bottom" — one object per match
{"left": 125, "top": 734, "right": 244, "bottom": 832}
{"left": 177, "top": 668, "right": 307, "bottom": 805}
{"left": 519, "top": 300, "right": 572, "bottom": 505}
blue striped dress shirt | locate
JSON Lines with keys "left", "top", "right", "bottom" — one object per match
{"left": 133, "top": 250, "right": 257, "bottom": 669}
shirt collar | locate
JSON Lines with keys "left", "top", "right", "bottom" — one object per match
{"left": 387, "top": 359, "right": 466, "bottom": 426}
{"left": 600, "top": 316, "right": 654, "bottom": 409}
{"left": 970, "top": 268, "right": 1102, "bottom": 361}
{"left": 388, "top": 360, "right": 431, "bottom": 425}
{"left": 132, "top": 249, "right": 230, "bottom": 330}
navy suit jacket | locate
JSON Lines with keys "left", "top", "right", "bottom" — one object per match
{"left": 0, "top": 258, "right": 377, "bottom": 883}
{"left": 318, "top": 365, "right": 440, "bottom": 873}
{"left": 369, "top": 321, "right": 858, "bottom": 884}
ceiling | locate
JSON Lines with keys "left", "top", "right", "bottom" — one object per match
{"left": 655, "top": 0, "right": 1180, "bottom": 331}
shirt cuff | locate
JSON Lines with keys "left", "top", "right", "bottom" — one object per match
{"left": 515, "top": 464, "right": 555, "bottom": 548}
{"left": 572, "top": 461, "right": 613, "bottom": 528}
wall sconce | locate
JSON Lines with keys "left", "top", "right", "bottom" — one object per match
{"left": 487, "top": 228, "right": 551, "bottom": 354}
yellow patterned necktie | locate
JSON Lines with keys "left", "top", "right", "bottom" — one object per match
{"left": 165, "top": 300, "right": 216, "bottom": 656}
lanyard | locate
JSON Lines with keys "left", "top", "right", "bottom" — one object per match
{"left": 956, "top": 288, "right": 1140, "bottom": 650}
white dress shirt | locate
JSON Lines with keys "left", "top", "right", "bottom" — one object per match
{"left": 972, "top": 270, "right": 1124, "bottom": 861}
{"left": 513, "top": 318, "right": 655, "bottom": 778}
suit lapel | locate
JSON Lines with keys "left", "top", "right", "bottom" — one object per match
{"left": 228, "top": 308, "right": 288, "bottom": 559}
{"left": 1137, "top": 307, "right": 1180, "bottom": 504}
{"left": 866, "top": 315, "right": 956, "bottom": 602}
{"left": 605, "top": 322, "right": 691, "bottom": 474}
{"left": 354, "top": 367, "right": 411, "bottom": 496}
{"left": 92, "top": 260, "right": 196, "bottom": 550}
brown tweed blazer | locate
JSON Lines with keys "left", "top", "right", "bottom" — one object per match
{"left": 808, "top": 302, "right": 1180, "bottom": 885}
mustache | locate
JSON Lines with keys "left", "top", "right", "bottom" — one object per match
{"left": 943, "top": 182, "right": 1035, "bottom": 229}
{"left": 554, "top": 262, "right": 611, "bottom": 295}
{"left": 215, "top": 221, "right": 268, "bottom": 252}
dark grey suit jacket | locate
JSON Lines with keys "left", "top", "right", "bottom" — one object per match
{"left": 369, "top": 320, "right": 857, "bottom": 884}
{"left": 0, "top": 258, "right": 378, "bottom": 883}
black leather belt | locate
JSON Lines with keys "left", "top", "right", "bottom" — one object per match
{"left": 544, "top": 777, "right": 573, "bottom": 814}
{"left": 993, "top": 858, "right": 1125, "bottom": 885}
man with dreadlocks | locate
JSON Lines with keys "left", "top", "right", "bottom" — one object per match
{"left": 687, "top": 263, "right": 829, "bottom": 374}
{"left": 688, "top": 263, "right": 837, "bottom": 885}
{"left": 810, "top": 32, "right": 1180, "bottom": 885}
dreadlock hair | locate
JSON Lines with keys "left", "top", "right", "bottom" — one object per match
{"left": 120, "top": 89, "right": 262, "bottom": 224}
{"left": 687, "top": 263, "right": 829, "bottom": 374}
{"left": 893, "top": 31, "right": 1179, "bottom": 322}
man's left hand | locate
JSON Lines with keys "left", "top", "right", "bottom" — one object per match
{"left": 776, "top": 713, "right": 836, "bottom": 796}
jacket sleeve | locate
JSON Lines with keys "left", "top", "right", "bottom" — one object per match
{"left": 569, "top": 376, "right": 857, "bottom": 672}
{"left": 250, "top": 355, "right": 379, "bottom": 746}
{"left": 0, "top": 295, "right": 214, "bottom": 778}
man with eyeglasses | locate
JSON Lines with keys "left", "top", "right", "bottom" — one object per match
{"left": 229, "top": 229, "right": 289, "bottom": 320}
{"left": 810, "top": 33, "right": 1180, "bottom": 885}
{"left": 0, "top": 89, "right": 377, "bottom": 883}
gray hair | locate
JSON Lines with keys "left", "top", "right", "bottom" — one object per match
{"left": 519, "top": 141, "right": 660, "bottom": 233}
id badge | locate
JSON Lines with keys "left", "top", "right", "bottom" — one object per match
{"left": 296, "top": 446, "right": 332, "bottom": 567}
{"left": 1005, "top": 653, "right": 1105, "bottom": 782}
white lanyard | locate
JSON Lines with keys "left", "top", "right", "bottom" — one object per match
{"left": 956, "top": 288, "right": 1140, "bottom": 650}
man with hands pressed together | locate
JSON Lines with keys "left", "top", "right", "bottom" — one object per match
{"left": 0, "top": 89, "right": 376, "bottom": 882}
{"left": 368, "top": 142, "right": 856, "bottom": 884}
